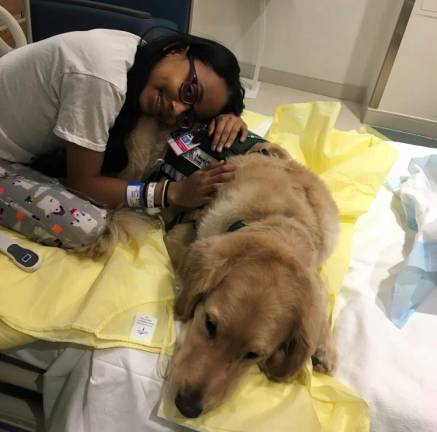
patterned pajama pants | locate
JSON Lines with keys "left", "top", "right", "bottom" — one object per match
{"left": 0, "top": 160, "right": 108, "bottom": 249}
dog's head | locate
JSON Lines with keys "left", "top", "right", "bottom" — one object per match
{"left": 168, "top": 232, "right": 325, "bottom": 418}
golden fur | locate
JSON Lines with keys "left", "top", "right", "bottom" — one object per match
{"left": 76, "top": 115, "right": 339, "bottom": 417}
{"left": 78, "top": 116, "right": 170, "bottom": 258}
{"left": 166, "top": 149, "right": 339, "bottom": 417}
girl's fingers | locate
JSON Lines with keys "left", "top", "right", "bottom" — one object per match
{"left": 202, "top": 161, "right": 225, "bottom": 171}
{"left": 223, "top": 126, "right": 240, "bottom": 149}
{"left": 202, "top": 163, "right": 235, "bottom": 177}
{"left": 204, "top": 183, "right": 224, "bottom": 195}
{"left": 240, "top": 124, "right": 249, "bottom": 142}
{"left": 208, "top": 118, "right": 216, "bottom": 136}
{"left": 211, "top": 120, "right": 228, "bottom": 151}
{"left": 209, "top": 172, "right": 234, "bottom": 183}
{"left": 215, "top": 121, "right": 236, "bottom": 152}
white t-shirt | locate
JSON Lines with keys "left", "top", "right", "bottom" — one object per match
{"left": 0, "top": 29, "right": 140, "bottom": 163}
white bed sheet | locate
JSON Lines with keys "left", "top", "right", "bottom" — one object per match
{"left": 5, "top": 343, "right": 185, "bottom": 432}
{"left": 4, "top": 140, "right": 437, "bottom": 432}
{"left": 334, "top": 141, "right": 437, "bottom": 432}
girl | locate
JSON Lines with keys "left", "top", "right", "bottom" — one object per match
{"left": 0, "top": 28, "right": 247, "bottom": 249}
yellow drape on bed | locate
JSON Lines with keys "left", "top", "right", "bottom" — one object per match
{"left": 158, "top": 101, "right": 398, "bottom": 432}
{"left": 0, "top": 101, "right": 397, "bottom": 432}
{"left": 0, "top": 220, "right": 177, "bottom": 352}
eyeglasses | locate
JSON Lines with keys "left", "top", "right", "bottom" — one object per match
{"left": 179, "top": 55, "right": 199, "bottom": 104}
{"left": 177, "top": 55, "right": 199, "bottom": 129}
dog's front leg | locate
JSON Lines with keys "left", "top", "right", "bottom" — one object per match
{"left": 311, "top": 317, "right": 337, "bottom": 375}
{"left": 164, "top": 222, "right": 197, "bottom": 271}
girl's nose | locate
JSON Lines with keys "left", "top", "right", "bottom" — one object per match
{"left": 172, "top": 99, "right": 190, "bottom": 117}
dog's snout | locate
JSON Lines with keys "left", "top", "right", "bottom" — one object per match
{"left": 175, "top": 390, "right": 203, "bottom": 418}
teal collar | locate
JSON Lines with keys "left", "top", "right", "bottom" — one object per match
{"left": 227, "top": 220, "right": 247, "bottom": 232}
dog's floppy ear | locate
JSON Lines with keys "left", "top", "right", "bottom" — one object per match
{"left": 261, "top": 314, "right": 315, "bottom": 380}
{"left": 260, "top": 270, "right": 323, "bottom": 381}
{"left": 174, "top": 237, "right": 228, "bottom": 321}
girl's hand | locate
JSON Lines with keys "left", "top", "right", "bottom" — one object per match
{"left": 167, "top": 161, "right": 236, "bottom": 208}
{"left": 208, "top": 114, "right": 249, "bottom": 152}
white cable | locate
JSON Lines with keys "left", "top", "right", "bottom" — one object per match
{"left": 241, "top": 0, "right": 267, "bottom": 98}
{"left": 252, "top": 0, "right": 267, "bottom": 85}
{"left": 0, "top": 5, "right": 27, "bottom": 57}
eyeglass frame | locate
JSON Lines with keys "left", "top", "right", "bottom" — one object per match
{"left": 176, "top": 54, "right": 200, "bottom": 129}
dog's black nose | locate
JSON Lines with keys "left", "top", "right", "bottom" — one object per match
{"left": 175, "top": 391, "right": 203, "bottom": 418}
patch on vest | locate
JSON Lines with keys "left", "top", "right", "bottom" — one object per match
{"left": 183, "top": 147, "right": 217, "bottom": 169}
{"left": 147, "top": 124, "right": 266, "bottom": 182}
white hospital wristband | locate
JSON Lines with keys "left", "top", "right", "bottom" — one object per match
{"left": 126, "top": 182, "right": 145, "bottom": 208}
{"left": 146, "top": 182, "right": 158, "bottom": 208}
{"left": 161, "top": 179, "right": 170, "bottom": 209}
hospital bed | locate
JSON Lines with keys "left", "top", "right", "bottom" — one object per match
{"left": 28, "top": 0, "right": 179, "bottom": 42}
{"left": 1, "top": 0, "right": 190, "bottom": 57}
{"left": 0, "top": 4, "right": 27, "bottom": 56}
{"left": 1, "top": 4, "right": 436, "bottom": 431}
{"left": 1, "top": 108, "right": 437, "bottom": 431}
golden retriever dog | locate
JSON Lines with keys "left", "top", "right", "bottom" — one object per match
{"left": 165, "top": 146, "right": 339, "bottom": 418}
{"left": 80, "top": 116, "right": 339, "bottom": 418}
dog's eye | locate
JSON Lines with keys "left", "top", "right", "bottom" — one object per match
{"left": 245, "top": 352, "right": 259, "bottom": 360}
{"left": 205, "top": 314, "right": 216, "bottom": 339}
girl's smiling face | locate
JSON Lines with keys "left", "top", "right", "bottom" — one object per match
{"left": 139, "top": 50, "right": 230, "bottom": 127}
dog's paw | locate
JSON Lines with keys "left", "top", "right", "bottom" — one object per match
{"left": 311, "top": 344, "right": 337, "bottom": 375}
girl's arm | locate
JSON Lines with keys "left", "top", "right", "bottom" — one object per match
{"left": 66, "top": 142, "right": 235, "bottom": 209}
{"left": 66, "top": 142, "right": 130, "bottom": 208}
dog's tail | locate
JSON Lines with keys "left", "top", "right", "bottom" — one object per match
{"left": 75, "top": 209, "right": 159, "bottom": 260}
